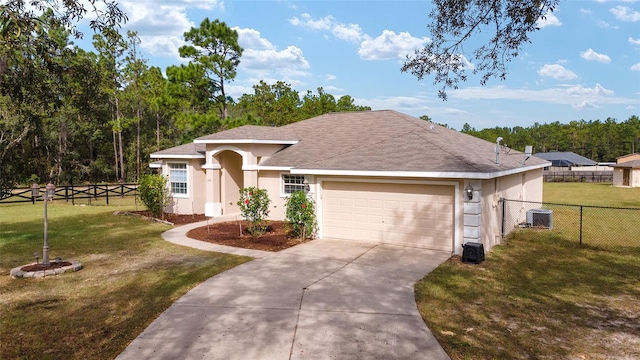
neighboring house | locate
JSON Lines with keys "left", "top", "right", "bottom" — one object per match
{"left": 612, "top": 153, "right": 640, "bottom": 187}
{"left": 533, "top": 151, "right": 598, "bottom": 171}
{"left": 151, "top": 110, "right": 549, "bottom": 254}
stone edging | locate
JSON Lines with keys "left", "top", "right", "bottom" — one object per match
{"left": 10, "top": 261, "right": 83, "bottom": 279}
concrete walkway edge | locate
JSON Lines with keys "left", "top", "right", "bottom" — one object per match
{"left": 161, "top": 216, "right": 273, "bottom": 258}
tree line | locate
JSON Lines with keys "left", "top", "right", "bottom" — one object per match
{"left": 0, "top": 5, "right": 369, "bottom": 195}
{"left": 459, "top": 116, "right": 640, "bottom": 163}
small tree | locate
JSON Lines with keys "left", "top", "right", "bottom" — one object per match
{"left": 237, "top": 187, "right": 271, "bottom": 236}
{"left": 138, "top": 174, "right": 169, "bottom": 218}
{"left": 285, "top": 191, "right": 317, "bottom": 240}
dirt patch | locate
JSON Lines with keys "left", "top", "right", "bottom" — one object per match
{"left": 21, "top": 261, "right": 72, "bottom": 272}
{"left": 186, "top": 220, "right": 305, "bottom": 252}
{"left": 127, "top": 211, "right": 209, "bottom": 225}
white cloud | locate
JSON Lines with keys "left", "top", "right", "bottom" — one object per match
{"left": 242, "top": 45, "right": 310, "bottom": 71}
{"left": 289, "top": 13, "right": 334, "bottom": 30}
{"left": 332, "top": 23, "right": 366, "bottom": 43}
{"left": 326, "top": 74, "right": 337, "bottom": 81}
{"left": 580, "top": 48, "right": 612, "bottom": 63}
{"left": 449, "top": 83, "right": 631, "bottom": 110}
{"left": 235, "top": 27, "right": 275, "bottom": 50}
{"left": 579, "top": 8, "right": 592, "bottom": 15}
{"left": 631, "top": 62, "right": 640, "bottom": 71}
{"left": 610, "top": 6, "right": 640, "bottom": 21}
{"left": 537, "top": 64, "right": 578, "bottom": 80}
{"left": 358, "top": 30, "right": 430, "bottom": 60}
{"left": 629, "top": 37, "right": 640, "bottom": 45}
{"left": 536, "top": 12, "right": 562, "bottom": 28}
{"left": 566, "top": 83, "right": 614, "bottom": 97}
{"left": 573, "top": 100, "right": 599, "bottom": 110}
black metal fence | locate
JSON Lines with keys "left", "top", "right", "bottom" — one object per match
{"left": 501, "top": 198, "right": 640, "bottom": 252}
{"left": 0, "top": 184, "right": 138, "bottom": 205}
{"left": 543, "top": 171, "right": 613, "bottom": 183}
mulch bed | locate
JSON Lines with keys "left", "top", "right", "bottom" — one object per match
{"left": 127, "top": 211, "right": 304, "bottom": 252}
{"left": 21, "top": 261, "right": 72, "bottom": 272}
{"left": 186, "top": 220, "right": 305, "bottom": 252}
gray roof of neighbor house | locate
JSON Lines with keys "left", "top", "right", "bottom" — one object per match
{"left": 155, "top": 110, "right": 549, "bottom": 176}
{"left": 612, "top": 160, "right": 640, "bottom": 169}
{"left": 150, "top": 143, "right": 205, "bottom": 158}
{"left": 533, "top": 151, "right": 597, "bottom": 167}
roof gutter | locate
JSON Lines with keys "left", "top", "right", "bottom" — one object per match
{"left": 289, "top": 162, "right": 551, "bottom": 180}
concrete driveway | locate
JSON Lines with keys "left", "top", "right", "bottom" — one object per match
{"left": 117, "top": 234, "right": 451, "bottom": 359}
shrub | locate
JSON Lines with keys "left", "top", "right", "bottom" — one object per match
{"left": 138, "top": 174, "right": 169, "bottom": 218}
{"left": 285, "top": 191, "right": 317, "bottom": 240}
{"left": 237, "top": 187, "right": 271, "bottom": 236}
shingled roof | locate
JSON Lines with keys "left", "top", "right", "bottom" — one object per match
{"left": 155, "top": 110, "right": 549, "bottom": 177}
{"left": 263, "top": 110, "right": 547, "bottom": 175}
{"left": 150, "top": 143, "right": 205, "bottom": 159}
{"left": 533, "top": 152, "right": 597, "bottom": 167}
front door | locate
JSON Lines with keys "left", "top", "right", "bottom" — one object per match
{"left": 623, "top": 169, "right": 630, "bottom": 186}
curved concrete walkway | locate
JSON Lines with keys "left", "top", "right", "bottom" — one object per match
{"left": 117, "top": 218, "right": 451, "bottom": 360}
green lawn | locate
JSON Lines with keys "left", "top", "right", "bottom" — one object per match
{"left": 416, "top": 183, "right": 640, "bottom": 359}
{"left": 0, "top": 198, "right": 251, "bottom": 359}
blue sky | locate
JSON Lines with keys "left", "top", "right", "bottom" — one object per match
{"left": 78, "top": 0, "right": 639, "bottom": 130}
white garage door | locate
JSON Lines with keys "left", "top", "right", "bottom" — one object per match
{"left": 322, "top": 181, "right": 454, "bottom": 251}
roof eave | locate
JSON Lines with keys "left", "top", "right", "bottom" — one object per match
{"left": 193, "top": 139, "right": 299, "bottom": 145}
{"left": 149, "top": 154, "right": 205, "bottom": 159}
{"left": 289, "top": 162, "right": 550, "bottom": 179}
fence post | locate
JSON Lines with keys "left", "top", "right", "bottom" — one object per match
{"left": 579, "top": 205, "right": 583, "bottom": 245}
{"left": 71, "top": 183, "right": 75, "bottom": 205}
{"left": 105, "top": 184, "right": 109, "bottom": 205}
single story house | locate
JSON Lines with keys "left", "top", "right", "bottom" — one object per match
{"left": 151, "top": 110, "right": 549, "bottom": 255}
{"left": 533, "top": 151, "right": 600, "bottom": 171}
{"left": 612, "top": 153, "right": 640, "bottom": 187}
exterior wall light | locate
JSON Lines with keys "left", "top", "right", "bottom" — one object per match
{"left": 465, "top": 183, "right": 474, "bottom": 201}
{"left": 303, "top": 179, "right": 310, "bottom": 194}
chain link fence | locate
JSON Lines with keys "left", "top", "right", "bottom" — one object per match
{"left": 501, "top": 199, "right": 640, "bottom": 252}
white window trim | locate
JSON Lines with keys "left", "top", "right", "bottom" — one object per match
{"left": 280, "top": 173, "right": 306, "bottom": 197}
{"left": 167, "top": 162, "right": 189, "bottom": 199}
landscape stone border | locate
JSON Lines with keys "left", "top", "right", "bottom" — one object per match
{"left": 10, "top": 261, "right": 83, "bottom": 279}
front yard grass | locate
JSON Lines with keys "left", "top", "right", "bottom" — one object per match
{"left": 0, "top": 198, "right": 251, "bottom": 359}
{"left": 416, "top": 183, "right": 640, "bottom": 359}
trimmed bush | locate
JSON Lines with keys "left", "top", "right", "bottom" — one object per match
{"left": 285, "top": 190, "right": 317, "bottom": 240}
{"left": 237, "top": 187, "right": 271, "bottom": 236}
{"left": 138, "top": 174, "right": 169, "bottom": 218}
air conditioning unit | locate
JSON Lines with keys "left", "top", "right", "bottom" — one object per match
{"left": 526, "top": 209, "right": 553, "bottom": 229}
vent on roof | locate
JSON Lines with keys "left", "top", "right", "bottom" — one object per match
{"left": 526, "top": 209, "right": 553, "bottom": 229}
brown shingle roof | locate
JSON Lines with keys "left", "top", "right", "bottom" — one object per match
{"left": 261, "top": 110, "right": 548, "bottom": 173}
{"left": 153, "top": 110, "right": 549, "bottom": 174}
{"left": 194, "top": 125, "right": 298, "bottom": 142}
{"left": 150, "top": 143, "right": 205, "bottom": 158}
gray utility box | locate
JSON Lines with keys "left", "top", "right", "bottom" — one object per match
{"left": 526, "top": 209, "right": 553, "bottom": 229}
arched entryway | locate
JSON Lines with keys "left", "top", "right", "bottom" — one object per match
{"left": 217, "top": 150, "right": 244, "bottom": 215}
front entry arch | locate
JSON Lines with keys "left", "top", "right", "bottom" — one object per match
{"left": 218, "top": 150, "right": 244, "bottom": 215}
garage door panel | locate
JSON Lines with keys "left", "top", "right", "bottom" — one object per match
{"left": 322, "top": 182, "right": 454, "bottom": 251}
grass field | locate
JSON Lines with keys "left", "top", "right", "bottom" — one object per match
{"left": 416, "top": 182, "right": 640, "bottom": 359}
{"left": 0, "top": 198, "right": 251, "bottom": 359}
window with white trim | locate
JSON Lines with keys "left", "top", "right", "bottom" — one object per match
{"left": 283, "top": 174, "right": 305, "bottom": 194}
{"left": 169, "top": 163, "right": 188, "bottom": 196}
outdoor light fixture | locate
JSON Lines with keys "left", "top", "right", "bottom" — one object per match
{"left": 31, "top": 183, "right": 40, "bottom": 198}
{"left": 465, "top": 183, "right": 474, "bottom": 201}
{"left": 303, "top": 179, "right": 310, "bottom": 194}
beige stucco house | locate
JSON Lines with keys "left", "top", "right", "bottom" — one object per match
{"left": 612, "top": 153, "right": 640, "bottom": 187}
{"left": 150, "top": 110, "right": 549, "bottom": 255}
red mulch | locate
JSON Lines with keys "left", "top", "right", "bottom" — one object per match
{"left": 186, "top": 220, "right": 305, "bottom": 252}
{"left": 22, "top": 261, "right": 72, "bottom": 272}
{"left": 128, "top": 211, "right": 303, "bottom": 252}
